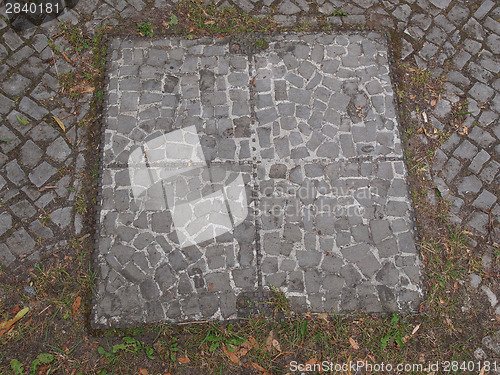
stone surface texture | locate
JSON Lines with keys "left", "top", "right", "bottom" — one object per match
{"left": 93, "top": 34, "right": 422, "bottom": 327}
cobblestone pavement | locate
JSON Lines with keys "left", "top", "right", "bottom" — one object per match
{"left": 0, "top": 0, "right": 498, "bottom": 350}
{"left": 93, "top": 33, "right": 421, "bottom": 326}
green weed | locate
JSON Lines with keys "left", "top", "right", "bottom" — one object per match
{"left": 268, "top": 285, "right": 289, "bottom": 313}
{"left": 137, "top": 20, "right": 153, "bottom": 37}
{"left": 59, "top": 22, "right": 92, "bottom": 52}
{"left": 97, "top": 336, "right": 155, "bottom": 373}
{"left": 10, "top": 353, "right": 54, "bottom": 375}
{"left": 202, "top": 323, "right": 246, "bottom": 352}
{"left": 74, "top": 193, "right": 87, "bottom": 214}
{"left": 254, "top": 38, "right": 269, "bottom": 49}
{"left": 16, "top": 116, "right": 29, "bottom": 126}
{"left": 381, "top": 313, "right": 407, "bottom": 349}
{"left": 332, "top": 10, "right": 348, "bottom": 16}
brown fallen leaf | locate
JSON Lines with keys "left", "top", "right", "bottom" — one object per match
{"left": 305, "top": 358, "right": 320, "bottom": 373}
{"left": 79, "top": 233, "right": 91, "bottom": 241}
{"left": 139, "top": 369, "right": 148, "bottom": 375}
{"left": 53, "top": 115, "right": 66, "bottom": 132}
{"left": 411, "top": 324, "right": 421, "bottom": 335}
{"left": 61, "top": 51, "right": 73, "bottom": 64}
{"left": 403, "top": 323, "right": 421, "bottom": 343}
{"left": 72, "top": 296, "right": 82, "bottom": 316}
{"left": 251, "top": 362, "right": 271, "bottom": 375}
{"left": 264, "top": 330, "right": 274, "bottom": 352}
{"left": 430, "top": 98, "right": 437, "bottom": 106}
{"left": 0, "top": 307, "right": 29, "bottom": 337}
{"left": 178, "top": 355, "right": 190, "bottom": 364}
{"left": 222, "top": 344, "right": 241, "bottom": 365}
{"left": 409, "top": 94, "right": 416, "bottom": 100}
{"left": 272, "top": 339, "right": 281, "bottom": 352}
{"left": 248, "top": 336, "right": 257, "bottom": 348}
{"left": 82, "top": 86, "right": 95, "bottom": 94}
{"left": 422, "top": 111, "right": 428, "bottom": 123}
{"left": 234, "top": 341, "right": 252, "bottom": 358}
{"left": 207, "top": 282, "right": 214, "bottom": 291}
{"left": 349, "top": 337, "right": 360, "bottom": 350}
{"left": 316, "top": 312, "right": 328, "bottom": 322}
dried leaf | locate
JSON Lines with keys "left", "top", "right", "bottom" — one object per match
{"left": 409, "top": 94, "right": 416, "bottom": 100}
{"left": 422, "top": 112, "right": 428, "bottom": 123}
{"left": 264, "top": 330, "right": 274, "bottom": 352}
{"left": 479, "top": 366, "right": 485, "bottom": 375}
{"left": 0, "top": 307, "right": 29, "bottom": 337}
{"left": 222, "top": 344, "right": 240, "bottom": 365}
{"left": 251, "top": 362, "right": 271, "bottom": 375}
{"left": 79, "top": 233, "right": 91, "bottom": 241}
{"left": 349, "top": 337, "right": 360, "bottom": 350}
{"left": 430, "top": 99, "right": 437, "bottom": 106}
{"left": 178, "top": 355, "right": 190, "bottom": 364}
{"left": 458, "top": 125, "right": 469, "bottom": 135}
{"left": 248, "top": 336, "right": 257, "bottom": 348}
{"left": 234, "top": 341, "right": 252, "bottom": 357}
{"left": 305, "top": 358, "right": 319, "bottom": 367}
{"left": 139, "top": 369, "right": 149, "bottom": 375}
{"left": 82, "top": 86, "right": 95, "bottom": 94}
{"left": 316, "top": 312, "right": 328, "bottom": 322}
{"left": 272, "top": 339, "right": 281, "bottom": 352}
{"left": 207, "top": 282, "right": 214, "bottom": 291}
{"left": 62, "top": 51, "right": 73, "bottom": 64}
{"left": 205, "top": 20, "right": 215, "bottom": 25}
{"left": 411, "top": 324, "right": 421, "bottom": 335}
{"left": 53, "top": 116, "right": 66, "bottom": 132}
{"left": 72, "top": 296, "right": 81, "bottom": 316}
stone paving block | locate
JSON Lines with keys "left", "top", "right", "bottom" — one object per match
{"left": 468, "top": 127, "right": 496, "bottom": 148}
{"left": 20, "top": 140, "right": 43, "bottom": 168}
{"left": 469, "top": 149, "right": 491, "bottom": 174}
{"left": 28, "top": 161, "right": 57, "bottom": 188}
{"left": 2, "top": 73, "right": 32, "bottom": 97}
{"left": 0, "top": 212, "right": 12, "bottom": 237}
{"left": 453, "top": 140, "right": 478, "bottom": 160}
{"left": 473, "top": 189, "right": 497, "bottom": 211}
{"left": 469, "top": 82, "right": 495, "bottom": 103}
{"left": 480, "top": 160, "right": 500, "bottom": 184}
{"left": 7, "top": 228, "right": 35, "bottom": 258}
{"left": 457, "top": 175, "right": 483, "bottom": 196}
{"left": 5, "top": 160, "right": 25, "bottom": 186}
{"left": 467, "top": 212, "right": 490, "bottom": 235}
{"left": 2, "top": 29, "right": 24, "bottom": 51}
{"left": 46, "top": 137, "right": 72, "bottom": 163}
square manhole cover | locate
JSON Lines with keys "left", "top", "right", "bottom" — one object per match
{"left": 92, "top": 32, "right": 423, "bottom": 328}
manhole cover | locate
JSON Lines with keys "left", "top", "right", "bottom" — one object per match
{"left": 92, "top": 33, "right": 423, "bottom": 328}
